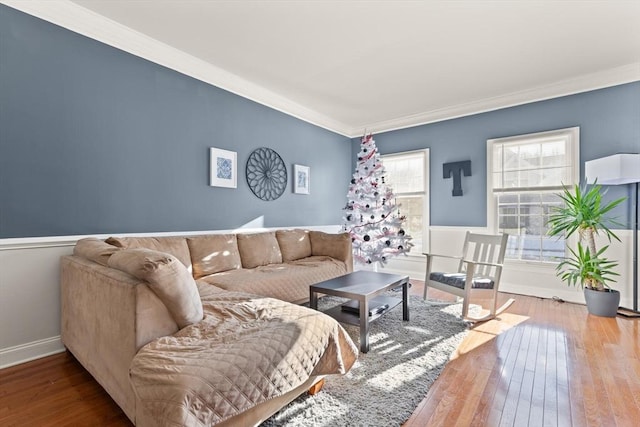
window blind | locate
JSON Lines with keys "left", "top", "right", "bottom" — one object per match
{"left": 492, "top": 134, "right": 575, "bottom": 193}
{"left": 383, "top": 151, "right": 425, "bottom": 194}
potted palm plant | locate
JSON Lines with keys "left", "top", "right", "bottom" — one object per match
{"left": 547, "top": 181, "right": 626, "bottom": 317}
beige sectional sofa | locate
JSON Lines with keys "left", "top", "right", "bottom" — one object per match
{"left": 61, "top": 229, "right": 356, "bottom": 426}
{"left": 105, "top": 229, "right": 352, "bottom": 304}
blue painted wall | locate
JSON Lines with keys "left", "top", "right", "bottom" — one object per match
{"left": 359, "top": 82, "right": 640, "bottom": 228}
{"left": 0, "top": 5, "right": 352, "bottom": 238}
{"left": 2, "top": 5, "right": 638, "bottom": 238}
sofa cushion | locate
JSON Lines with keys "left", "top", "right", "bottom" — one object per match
{"left": 309, "top": 231, "right": 351, "bottom": 261}
{"left": 73, "top": 238, "right": 120, "bottom": 266}
{"left": 275, "top": 229, "right": 312, "bottom": 262}
{"left": 236, "top": 232, "right": 283, "bottom": 269}
{"left": 187, "top": 234, "right": 242, "bottom": 279}
{"left": 105, "top": 236, "right": 191, "bottom": 268}
{"left": 108, "top": 248, "right": 203, "bottom": 328}
{"left": 200, "top": 256, "right": 348, "bottom": 304}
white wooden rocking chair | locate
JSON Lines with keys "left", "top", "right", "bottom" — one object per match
{"left": 423, "top": 231, "right": 514, "bottom": 322}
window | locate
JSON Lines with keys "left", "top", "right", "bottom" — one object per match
{"left": 382, "top": 150, "right": 429, "bottom": 254}
{"left": 487, "top": 127, "right": 579, "bottom": 262}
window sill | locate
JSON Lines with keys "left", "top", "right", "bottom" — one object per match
{"left": 405, "top": 251, "right": 424, "bottom": 258}
{"left": 385, "top": 252, "right": 424, "bottom": 261}
{"left": 504, "top": 259, "right": 558, "bottom": 272}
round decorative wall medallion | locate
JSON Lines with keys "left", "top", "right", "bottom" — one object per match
{"left": 246, "top": 147, "right": 287, "bottom": 201}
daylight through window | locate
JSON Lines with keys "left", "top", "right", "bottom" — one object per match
{"left": 382, "top": 150, "right": 428, "bottom": 254}
{"left": 488, "top": 127, "right": 579, "bottom": 262}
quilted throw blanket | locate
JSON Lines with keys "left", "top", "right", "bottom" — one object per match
{"left": 130, "top": 291, "right": 358, "bottom": 426}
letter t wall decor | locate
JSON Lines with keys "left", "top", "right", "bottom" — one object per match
{"left": 443, "top": 160, "right": 471, "bottom": 196}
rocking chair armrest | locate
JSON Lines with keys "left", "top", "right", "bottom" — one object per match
{"left": 422, "top": 253, "right": 463, "bottom": 261}
{"left": 461, "top": 259, "right": 504, "bottom": 269}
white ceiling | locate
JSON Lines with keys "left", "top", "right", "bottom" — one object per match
{"left": 6, "top": 1, "right": 640, "bottom": 137}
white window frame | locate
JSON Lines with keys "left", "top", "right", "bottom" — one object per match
{"left": 487, "top": 127, "right": 580, "bottom": 264}
{"left": 381, "top": 149, "right": 430, "bottom": 256}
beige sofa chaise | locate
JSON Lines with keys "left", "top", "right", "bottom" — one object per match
{"left": 61, "top": 229, "right": 357, "bottom": 426}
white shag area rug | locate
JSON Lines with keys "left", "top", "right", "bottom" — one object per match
{"left": 262, "top": 294, "right": 473, "bottom": 427}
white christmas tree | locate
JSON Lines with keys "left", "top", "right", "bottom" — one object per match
{"left": 343, "top": 134, "right": 413, "bottom": 266}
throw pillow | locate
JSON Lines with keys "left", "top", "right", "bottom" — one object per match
{"left": 74, "top": 238, "right": 120, "bottom": 266}
{"left": 105, "top": 236, "right": 192, "bottom": 268}
{"left": 276, "top": 229, "right": 312, "bottom": 262}
{"left": 309, "top": 231, "right": 352, "bottom": 261}
{"left": 187, "top": 234, "right": 242, "bottom": 279}
{"left": 108, "top": 248, "right": 203, "bottom": 328}
{"left": 236, "top": 232, "right": 283, "bottom": 269}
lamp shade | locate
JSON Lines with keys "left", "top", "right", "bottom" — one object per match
{"left": 584, "top": 153, "right": 640, "bottom": 185}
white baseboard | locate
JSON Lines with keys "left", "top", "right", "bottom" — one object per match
{"left": 0, "top": 336, "right": 65, "bottom": 369}
{"left": 499, "top": 282, "right": 586, "bottom": 305}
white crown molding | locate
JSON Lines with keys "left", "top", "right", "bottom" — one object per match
{"left": 356, "top": 62, "right": 640, "bottom": 137}
{"left": 1, "top": 0, "right": 353, "bottom": 137}
{"left": 3, "top": 1, "right": 639, "bottom": 139}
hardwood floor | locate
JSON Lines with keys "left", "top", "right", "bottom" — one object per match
{"left": 0, "top": 351, "right": 129, "bottom": 426}
{"left": 404, "top": 283, "right": 640, "bottom": 427}
{"left": 1, "top": 283, "right": 638, "bottom": 426}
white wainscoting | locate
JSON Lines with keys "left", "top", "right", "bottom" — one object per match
{"left": 2, "top": 224, "right": 636, "bottom": 368}
{"left": 0, "top": 225, "right": 341, "bottom": 369}
{"left": 0, "top": 241, "right": 74, "bottom": 369}
{"left": 374, "top": 226, "right": 488, "bottom": 280}
{"left": 365, "top": 226, "right": 638, "bottom": 308}
{"left": 499, "top": 229, "right": 637, "bottom": 308}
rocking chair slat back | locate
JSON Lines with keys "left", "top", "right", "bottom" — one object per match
{"left": 425, "top": 231, "right": 514, "bottom": 322}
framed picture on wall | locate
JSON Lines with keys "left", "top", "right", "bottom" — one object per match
{"left": 209, "top": 147, "right": 237, "bottom": 188}
{"left": 294, "top": 164, "right": 310, "bottom": 194}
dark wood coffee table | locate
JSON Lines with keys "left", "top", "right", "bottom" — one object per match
{"left": 310, "top": 270, "right": 410, "bottom": 353}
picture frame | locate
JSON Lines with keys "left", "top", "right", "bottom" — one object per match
{"left": 209, "top": 147, "right": 237, "bottom": 188}
{"left": 293, "top": 164, "right": 310, "bottom": 194}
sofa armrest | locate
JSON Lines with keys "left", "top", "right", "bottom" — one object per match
{"left": 61, "top": 255, "right": 178, "bottom": 422}
{"left": 309, "top": 231, "right": 353, "bottom": 273}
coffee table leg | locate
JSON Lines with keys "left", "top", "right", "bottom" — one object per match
{"left": 310, "top": 289, "right": 318, "bottom": 310}
{"left": 359, "top": 298, "right": 369, "bottom": 353}
{"left": 403, "top": 281, "right": 409, "bottom": 321}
